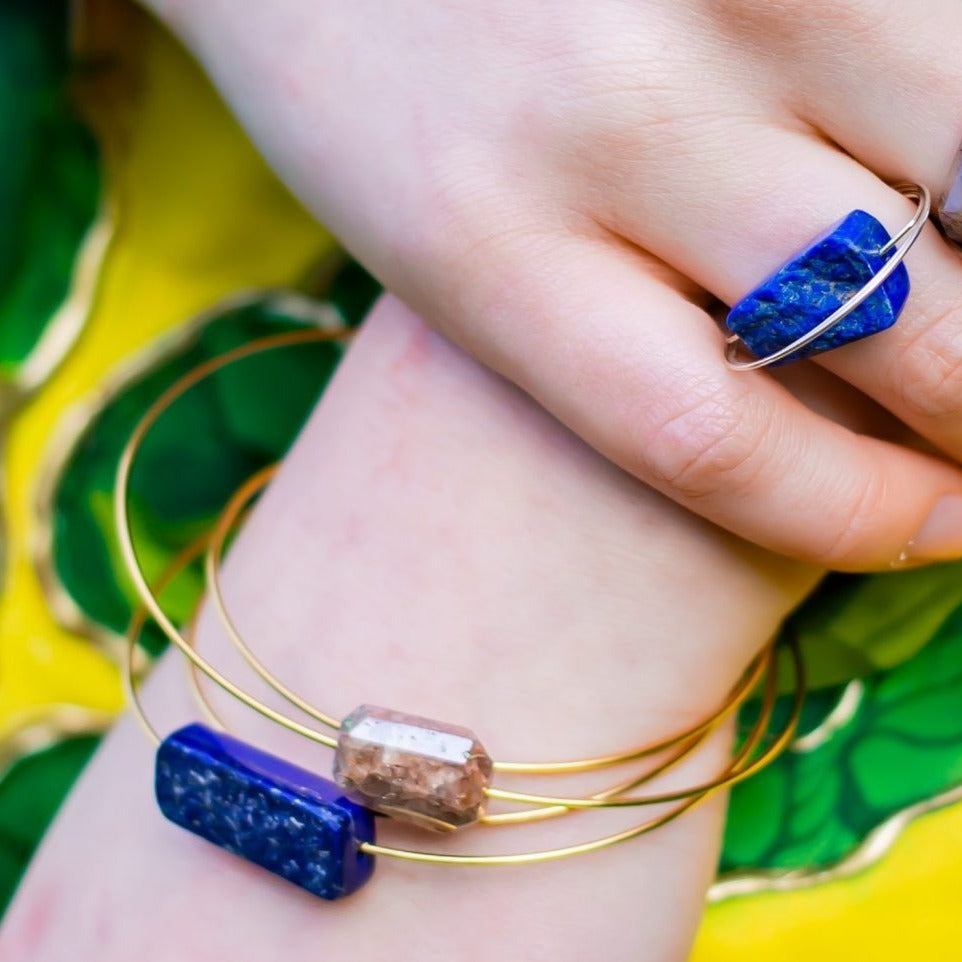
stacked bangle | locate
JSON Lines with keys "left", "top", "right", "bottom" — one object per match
{"left": 116, "top": 329, "right": 805, "bottom": 900}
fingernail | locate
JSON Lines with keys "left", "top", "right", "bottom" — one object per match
{"left": 898, "top": 494, "right": 962, "bottom": 565}
{"left": 938, "top": 144, "right": 962, "bottom": 245}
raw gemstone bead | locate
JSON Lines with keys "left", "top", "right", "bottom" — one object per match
{"left": 334, "top": 705, "right": 493, "bottom": 832}
{"left": 726, "top": 209, "right": 910, "bottom": 363}
{"left": 156, "top": 724, "right": 375, "bottom": 900}
{"left": 938, "top": 147, "right": 962, "bottom": 245}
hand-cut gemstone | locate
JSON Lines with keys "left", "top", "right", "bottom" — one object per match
{"left": 334, "top": 705, "right": 493, "bottom": 832}
{"left": 726, "top": 209, "right": 910, "bottom": 363}
{"left": 938, "top": 147, "right": 962, "bottom": 245}
{"left": 156, "top": 724, "right": 375, "bottom": 900}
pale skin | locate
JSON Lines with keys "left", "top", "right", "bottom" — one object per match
{"left": 5, "top": 2, "right": 962, "bottom": 956}
{"left": 135, "top": 0, "right": 962, "bottom": 570}
{"left": 1, "top": 297, "right": 820, "bottom": 961}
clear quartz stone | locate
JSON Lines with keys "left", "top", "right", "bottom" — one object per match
{"left": 334, "top": 705, "right": 493, "bottom": 832}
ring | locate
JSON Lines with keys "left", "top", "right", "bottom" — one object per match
{"left": 725, "top": 182, "right": 930, "bottom": 372}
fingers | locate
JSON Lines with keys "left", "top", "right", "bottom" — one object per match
{"left": 753, "top": 0, "right": 962, "bottom": 189}
{"left": 724, "top": 0, "right": 962, "bottom": 465}
{"left": 431, "top": 227, "right": 962, "bottom": 569}
{"left": 577, "top": 43, "right": 962, "bottom": 549}
{"left": 147, "top": 0, "right": 962, "bottom": 571}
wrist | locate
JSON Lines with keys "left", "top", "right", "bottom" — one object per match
{"left": 3, "top": 296, "right": 820, "bottom": 962}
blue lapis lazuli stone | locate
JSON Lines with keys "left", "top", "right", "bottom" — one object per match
{"left": 726, "top": 210, "right": 910, "bottom": 363}
{"left": 155, "top": 724, "right": 376, "bottom": 900}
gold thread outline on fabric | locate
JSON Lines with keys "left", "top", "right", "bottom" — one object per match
{"left": 32, "top": 289, "right": 344, "bottom": 667}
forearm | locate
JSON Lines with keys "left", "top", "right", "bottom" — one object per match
{"left": 0, "top": 297, "right": 818, "bottom": 961}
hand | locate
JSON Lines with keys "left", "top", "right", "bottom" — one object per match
{"left": 139, "top": 0, "right": 962, "bottom": 570}
{"left": 0, "top": 297, "right": 819, "bottom": 962}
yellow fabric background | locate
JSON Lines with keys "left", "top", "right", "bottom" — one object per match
{"left": 694, "top": 803, "right": 962, "bottom": 958}
{"left": 0, "top": 17, "right": 332, "bottom": 728}
{"left": 3, "top": 10, "right": 959, "bottom": 957}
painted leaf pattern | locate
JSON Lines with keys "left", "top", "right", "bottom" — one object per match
{"left": 52, "top": 291, "right": 374, "bottom": 641}
{"left": 0, "top": 738, "right": 98, "bottom": 917}
{"left": 3, "top": 0, "right": 962, "bottom": 921}
{"left": 0, "top": 0, "right": 99, "bottom": 378}
{"left": 722, "top": 605, "right": 962, "bottom": 874}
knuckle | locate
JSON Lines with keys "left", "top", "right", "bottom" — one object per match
{"left": 895, "top": 300, "right": 962, "bottom": 422}
{"left": 640, "top": 383, "right": 770, "bottom": 501}
{"left": 709, "top": 0, "right": 881, "bottom": 36}
{"left": 817, "top": 470, "right": 890, "bottom": 566}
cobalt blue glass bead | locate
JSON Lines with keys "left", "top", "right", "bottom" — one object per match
{"left": 155, "top": 724, "right": 376, "bottom": 900}
{"left": 726, "top": 209, "right": 910, "bottom": 363}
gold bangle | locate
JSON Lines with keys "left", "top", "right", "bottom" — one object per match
{"left": 199, "top": 457, "right": 790, "bottom": 816}
{"left": 124, "top": 542, "right": 799, "bottom": 867}
{"left": 116, "top": 327, "right": 804, "bottom": 899}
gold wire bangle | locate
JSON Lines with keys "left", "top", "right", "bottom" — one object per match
{"left": 180, "top": 613, "right": 769, "bottom": 827}
{"left": 184, "top": 615, "right": 231, "bottom": 733}
{"left": 123, "top": 533, "right": 211, "bottom": 748}
{"left": 115, "top": 329, "right": 805, "bottom": 864}
{"left": 182, "top": 598, "right": 777, "bottom": 826}
{"left": 203, "top": 457, "right": 772, "bottom": 775}
{"left": 201, "top": 466, "right": 788, "bottom": 812}
{"left": 361, "top": 644, "right": 802, "bottom": 865}
{"left": 199, "top": 424, "right": 790, "bottom": 813}
{"left": 482, "top": 643, "right": 780, "bottom": 827}
{"left": 202, "top": 461, "right": 342, "bottom": 733}
{"left": 124, "top": 538, "right": 802, "bottom": 864}
{"left": 114, "top": 329, "right": 774, "bottom": 776}
{"left": 125, "top": 536, "right": 725, "bottom": 819}
{"left": 115, "top": 330, "right": 349, "bottom": 753}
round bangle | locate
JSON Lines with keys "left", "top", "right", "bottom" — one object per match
{"left": 203, "top": 461, "right": 772, "bottom": 774}
{"left": 199, "top": 456, "right": 792, "bottom": 812}
{"left": 124, "top": 538, "right": 799, "bottom": 865}
{"left": 116, "top": 326, "right": 804, "bottom": 897}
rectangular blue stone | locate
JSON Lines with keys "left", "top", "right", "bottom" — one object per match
{"left": 156, "top": 724, "right": 375, "bottom": 900}
{"left": 726, "top": 209, "right": 910, "bottom": 363}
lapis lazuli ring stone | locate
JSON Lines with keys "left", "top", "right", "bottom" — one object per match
{"left": 725, "top": 182, "right": 930, "bottom": 371}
